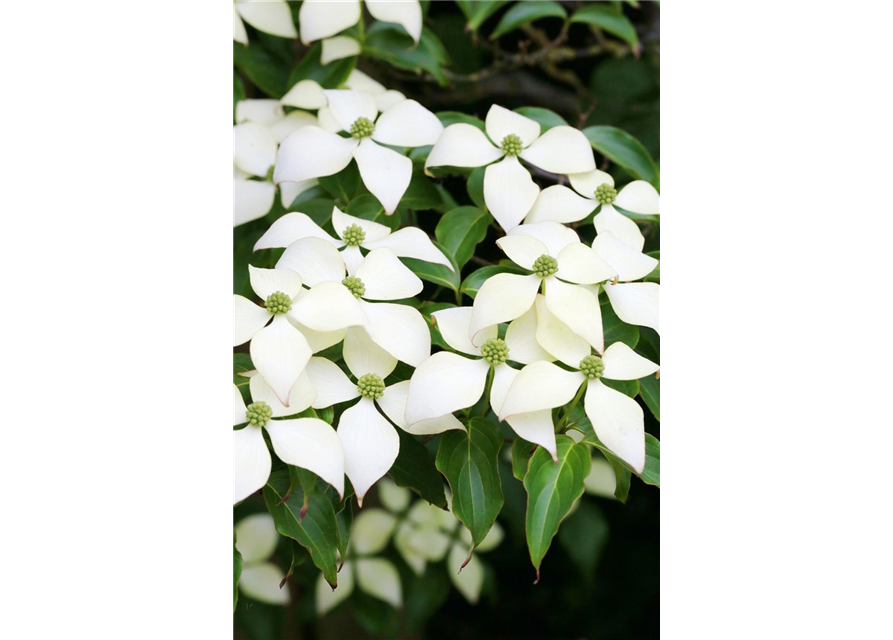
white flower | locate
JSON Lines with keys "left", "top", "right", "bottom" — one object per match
{"left": 405, "top": 305, "right": 560, "bottom": 458}
{"left": 274, "top": 90, "right": 444, "bottom": 214}
{"left": 299, "top": 0, "right": 422, "bottom": 45}
{"left": 498, "top": 343, "right": 659, "bottom": 473}
{"left": 304, "top": 335, "right": 462, "bottom": 504}
{"left": 233, "top": 374, "right": 344, "bottom": 504}
{"left": 234, "top": 265, "right": 365, "bottom": 403}
{"left": 592, "top": 230, "right": 660, "bottom": 333}
{"left": 277, "top": 238, "right": 432, "bottom": 367}
{"left": 424, "top": 105, "right": 596, "bottom": 231}
{"left": 469, "top": 221, "right": 616, "bottom": 351}
{"left": 256, "top": 205, "right": 453, "bottom": 275}
{"left": 235, "top": 513, "right": 290, "bottom": 605}
{"left": 280, "top": 70, "right": 406, "bottom": 125}
{"left": 527, "top": 169, "right": 660, "bottom": 251}
{"left": 233, "top": 0, "right": 297, "bottom": 45}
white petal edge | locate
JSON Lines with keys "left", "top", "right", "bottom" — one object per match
{"left": 555, "top": 242, "right": 617, "bottom": 285}
{"left": 234, "top": 426, "right": 271, "bottom": 504}
{"left": 273, "top": 126, "right": 359, "bottom": 183}
{"left": 373, "top": 99, "right": 444, "bottom": 147}
{"left": 519, "top": 125, "right": 595, "bottom": 174}
{"left": 234, "top": 122, "right": 277, "bottom": 177}
{"left": 378, "top": 380, "right": 465, "bottom": 435}
{"left": 255, "top": 212, "right": 341, "bottom": 251}
{"left": 234, "top": 295, "right": 271, "bottom": 347}
{"left": 249, "top": 264, "right": 303, "bottom": 300}
{"left": 299, "top": 0, "right": 361, "bottom": 43}
{"left": 603, "top": 282, "right": 659, "bottom": 333}
{"left": 568, "top": 169, "right": 614, "bottom": 197}
{"left": 305, "top": 356, "right": 361, "bottom": 408}
{"left": 360, "top": 300, "right": 431, "bottom": 367}
{"left": 544, "top": 277, "right": 605, "bottom": 353}
{"left": 353, "top": 139, "right": 413, "bottom": 215}
{"left": 594, "top": 204, "right": 646, "bottom": 252}
{"left": 249, "top": 371, "right": 316, "bottom": 417}
{"left": 234, "top": 384, "right": 248, "bottom": 426}
{"left": 235, "top": 99, "right": 285, "bottom": 126}
{"left": 236, "top": 0, "right": 297, "bottom": 38}
{"left": 250, "top": 315, "right": 312, "bottom": 405}
{"left": 234, "top": 179, "right": 275, "bottom": 227}
{"left": 277, "top": 236, "right": 345, "bottom": 286}
{"left": 405, "top": 352, "right": 490, "bottom": 424}
{"left": 432, "top": 307, "right": 491, "bottom": 357}
{"left": 352, "top": 508, "right": 398, "bottom": 555}
{"left": 534, "top": 294, "right": 591, "bottom": 368}
{"left": 601, "top": 342, "right": 659, "bottom": 381}
{"left": 316, "top": 563, "right": 354, "bottom": 615}
{"left": 424, "top": 123, "right": 503, "bottom": 170}
{"left": 235, "top": 513, "right": 279, "bottom": 563}
{"left": 338, "top": 397, "right": 400, "bottom": 505}
{"left": 585, "top": 379, "right": 645, "bottom": 473}
{"left": 343, "top": 326, "right": 398, "bottom": 379}
{"left": 322, "top": 89, "right": 378, "bottom": 131}
{"left": 448, "top": 543, "right": 484, "bottom": 604}
{"left": 503, "top": 304, "right": 554, "bottom": 365}
{"left": 490, "top": 365, "right": 557, "bottom": 460}
{"left": 615, "top": 180, "right": 660, "bottom": 215}
{"left": 265, "top": 417, "right": 345, "bottom": 498}
{"left": 356, "top": 558, "right": 402, "bottom": 607}
{"left": 469, "top": 273, "right": 540, "bottom": 347}
{"left": 321, "top": 36, "right": 361, "bottom": 65}
{"left": 355, "top": 247, "right": 424, "bottom": 301}
{"left": 290, "top": 281, "right": 367, "bottom": 332}
{"left": 364, "top": 226, "right": 454, "bottom": 271}
{"left": 592, "top": 230, "right": 658, "bottom": 282}
{"left": 332, "top": 205, "right": 392, "bottom": 243}
{"left": 495, "top": 234, "right": 548, "bottom": 270}
{"left": 525, "top": 184, "right": 596, "bottom": 224}
{"left": 485, "top": 104, "right": 541, "bottom": 148}
{"left": 509, "top": 220, "right": 580, "bottom": 257}
{"left": 484, "top": 156, "right": 540, "bottom": 232}
{"left": 280, "top": 79, "right": 327, "bottom": 110}
{"left": 239, "top": 564, "right": 290, "bottom": 605}
{"left": 498, "top": 361, "right": 585, "bottom": 420}
{"left": 366, "top": 0, "right": 423, "bottom": 42}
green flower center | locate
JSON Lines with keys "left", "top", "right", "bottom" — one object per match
{"left": 357, "top": 373, "right": 385, "bottom": 400}
{"left": 532, "top": 254, "right": 558, "bottom": 278}
{"left": 342, "top": 276, "right": 366, "bottom": 299}
{"left": 480, "top": 338, "right": 509, "bottom": 365}
{"left": 594, "top": 183, "right": 618, "bottom": 205}
{"left": 342, "top": 223, "right": 366, "bottom": 246}
{"left": 500, "top": 134, "right": 523, "bottom": 156}
{"left": 350, "top": 117, "right": 375, "bottom": 139}
{"left": 579, "top": 355, "right": 605, "bottom": 380}
{"left": 246, "top": 401, "right": 273, "bottom": 428}
{"left": 264, "top": 291, "right": 292, "bottom": 315}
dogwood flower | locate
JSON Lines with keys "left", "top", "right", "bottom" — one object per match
{"left": 592, "top": 230, "right": 660, "bottom": 333}
{"left": 527, "top": 169, "right": 660, "bottom": 251}
{"left": 234, "top": 265, "right": 365, "bottom": 403}
{"left": 498, "top": 342, "right": 659, "bottom": 473}
{"left": 235, "top": 513, "right": 290, "bottom": 605}
{"left": 405, "top": 305, "right": 560, "bottom": 458}
{"left": 280, "top": 70, "right": 405, "bottom": 126}
{"left": 255, "top": 205, "right": 453, "bottom": 275}
{"left": 304, "top": 332, "right": 462, "bottom": 504}
{"left": 469, "top": 221, "right": 616, "bottom": 351}
{"left": 274, "top": 90, "right": 443, "bottom": 214}
{"left": 233, "top": 374, "right": 344, "bottom": 504}
{"left": 233, "top": 0, "right": 297, "bottom": 45}
{"left": 277, "top": 238, "right": 432, "bottom": 366}
{"left": 424, "top": 105, "right": 595, "bottom": 230}
{"left": 299, "top": 0, "right": 422, "bottom": 45}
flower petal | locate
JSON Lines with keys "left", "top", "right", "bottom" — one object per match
{"left": 469, "top": 273, "right": 540, "bottom": 346}
{"left": 555, "top": 242, "right": 616, "bottom": 284}
{"left": 366, "top": 0, "right": 423, "bottom": 42}
{"left": 615, "top": 180, "right": 660, "bottom": 215}
{"left": 290, "top": 281, "right": 367, "bottom": 331}
{"left": 484, "top": 156, "right": 540, "bottom": 231}
{"left": 352, "top": 508, "right": 398, "bottom": 555}
{"left": 585, "top": 379, "right": 645, "bottom": 473}
{"left": 490, "top": 365, "right": 557, "bottom": 460}
{"left": 268, "top": 111, "right": 319, "bottom": 144}
{"left": 356, "top": 558, "right": 402, "bottom": 607}
{"left": 424, "top": 123, "right": 503, "bottom": 169}
{"left": 305, "top": 356, "right": 360, "bottom": 408}
{"left": 354, "top": 139, "right": 413, "bottom": 214}
{"left": 584, "top": 457, "right": 617, "bottom": 498}
{"left": 592, "top": 230, "right": 658, "bottom": 282}
{"left": 343, "top": 327, "right": 398, "bottom": 379}
{"left": 338, "top": 397, "right": 400, "bottom": 504}
{"left": 498, "top": 361, "right": 585, "bottom": 420}
{"left": 273, "top": 126, "right": 359, "bottom": 183}
{"left": 235, "top": 513, "right": 278, "bottom": 563}
{"left": 266, "top": 417, "right": 345, "bottom": 498}
{"left": 448, "top": 543, "right": 484, "bottom": 604}
{"left": 322, "top": 89, "right": 378, "bottom": 132}
{"left": 525, "top": 184, "right": 596, "bottom": 224}
{"left": 503, "top": 304, "right": 554, "bottom": 365}
{"left": 250, "top": 315, "right": 312, "bottom": 404}
{"left": 289, "top": 318, "right": 347, "bottom": 354}
{"left": 495, "top": 234, "right": 548, "bottom": 270}
{"left": 299, "top": 0, "right": 361, "bottom": 43}
{"left": 601, "top": 342, "right": 659, "bottom": 381}
{"left": 235, "top": 99, "right": 285, "bottom": 126}
{"left": 321, "top": 35, "right": 361, "bottom": 64}
{"left": 236, "top": 0, "right": 297, "bottom": 38}
{"left": 234, "top": 122, "right": 277, "bottom": 177}
{"left": 279, "top": 179, "right": 317, "bottom": 209}
{"left": 346, "top": 69, "right": 386, "bottom": 95}
{"left": 360, "top": 300, "right": 431, "bottom": 366}
{"left": 594, "top": 204, "right": 645, "bottom": 252}
{"left": 568, "top": 169, "right": 614, "bottom": 197}
{"left": 332, "top": 205, "right": 392, "bottom": 243}
{"left": 341, "top": 245, "right": 365, "bottom": 276}
{"left": 544, "top": 277, "right": 604, "bottom": 353}
{"left": 234, "top": 295, "right": 271, "bottom": 346}
{"left": 277, "top": 236, "right": 345, "bottom": 286}
{"left": 485, "top": 104, "right": 541, "bottom": 147}
{"left": 250, "top": 370, "right": 316, "bottom": 417}
{"left": 234, "top": 179, "right": 275, "bottom": 226}
{"left": 431, "top": 307, "right": 489, "bottom": 357}
{"left": 364, "top": 226, "right": 453, "bottom": 271}
{"left": 280, "top": 79, "right": 327, "bottom": 109}
{"left": 534, "top": 294, "right": 591, "bottom": 368}
{"left": 509, "top": 220, "right": 580, "bottom": 257}
{"left": 378, "top": 380, "right": 465, "bottom": 435}
{"left": 405, "top": 352, "right": 490, "bottom": 424}
{"left": 255, "top": 212, "right": 340, "bottom": 251}
{"left": 249, "top": 264, "right": 303, "bottom": 300}
{"left": 234, "top": 425, "right": 271, "bottom": 504}
{"left": 376, "top": 90, "right": 406, "bottom": 112}
{"left": 373, "top": 99, "right": 444, "bottom": 147}
{"left": 239, "top": 563, "right": 290, "bottom": 605}
{"left": 355, "top": 248, "right": 423, "bottom": 300}
{"left": 519, "top": 125, "right": 595, "bottom": 174}
{"left": 316, "top": 562, "right": 354, "bottom": 614}
{"left": 234, "top": 384, "right": 248, "bottom": 426}
{"left": 603, "top": 282, "right": 659, "bottom": 333}
{"left": 233, "top": 6, "right": 248, "bottom": 44}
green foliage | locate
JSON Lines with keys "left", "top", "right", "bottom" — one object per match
{"left": 389, "top": 428, "right": 448, "bottom": 508}
{"left": 557, "top": 500, "right": 609, "bottom": 583}
{"left": 491, "top": 1, "right": 567, "bottom": 40}
{"left": 435, "top": 206, "right": 490, "bottom": 269}
{"left": 583, "top": 125, "right": 660, "bottom": 186}
{"left": 457, "top": 0, "right": 511, "bottom": 33}
{"left": 365, "top": 25, "right": 451, "bottom": 85}
{"left": 514, "top": 106, "right": 569, "bottom": 131}
{"left": 570, "top": 3, "right": 640, "bottom": 51}
{"left": 233, "top": 42, "right": 290, "bottom": 98}
{"left": 286, "top": 42, "right": 355, "bottom": 91}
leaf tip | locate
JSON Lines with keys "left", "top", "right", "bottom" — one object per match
{"left": 533, "top": 569, "right": 540, "bottom": 585}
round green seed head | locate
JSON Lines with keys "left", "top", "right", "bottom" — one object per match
{"left": 350, "top": 117, "right": 375, "bottom": 139}
{"left": 579, "top": 355, "right": 605, "bottom": 380}
{"left": 264, "top": 291, "right": 292, "bottom": 315}
{"left": 532, "top": 254, "right": 559, "bottom": 278}
{"left": 594, "top": 183, "right": 618, "bottom": 205}
{"left": 500, "top": 134, "right": 523, "bottom": 156}
{"left": 342, "top": 223, "right": 366, "bottom": 246}
{"left": 246, "top": 401, "right": 273, "bottom": 428}
{"left": 480, "top": 338, "right": 509, "bottom": 365}
{"left": 342, "top": 276, "right": 366, "bottom": 299}
{"left": 357, "top": 373, "right": 385, "bottom": 400}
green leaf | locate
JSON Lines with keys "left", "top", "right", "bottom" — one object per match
{"left": 435, "top": 206, "right": 490, "bottom": 269}
{"left": 523, "top": 435, "right": 590, "bottom": 579}
{"left": 346, "top": 193, "right": 386, "bottom": 222}
{"left": 639, "top": 372, "right": 660, "bottom": 421}
{"left": 460, "top": 265, "right": 527, "bottom": 299}
{"left": 601, "top": 378, "right": 640, "bottom": 399}
{"left": 641, "top": 434, "right": 660, "bottom": 486}
{"left": 234, "top": 534, "right": 242, "bottom": 612}
{"left": 365, "top": 25, "right": 450, "bottom": 86}
{"left": 233, "top": 42, "right": 290, "bottom": 98}
{"left": 318, "top": 161, "right": 361, "bottom": 205}
{"left": 233, "top": 353, "right": 254, "bottom": 394}
{"left": 514, "top": 106, "right": 569, "bottom": 132}
{"left": 490, "top": 1, "right": 567, "bottom": 39}
{"left": 467, "top": 166, "right": 486, "bottom": 210}
{"left": 582, "top": 126, "right": 659, "bottom": 186}
{"left": 511, "top": 437, "right": 537, "bottom": 481}
{"left": 388, "top": 428, "right": 447, "bottom": 508}
{"left": 335, "top": 500, "right": 353, "bottom": 562}
{"left": 234, "top": 72, "right": 245, "bottom": 122}
{"left": 398, "top": 171, "right": 444, "bottom": 211}
{"left": 570, "top": 4, "right": 640, "bottom": 50}
{"left": 645, "top": 250, "right": 660, "bottom": 282}
{"left": 436, "top": 111, "right": 486, "bottom": 131}
{"left": 557, "top": 500, "right": 609, "bottom": 582}
{"left": 263, "top": 470, "right": 340, "bottom": 588}
{"left": 601, "top": 296, "right": 639, "bottom": 348}
{"left": 404, "top": 244, "right": 461, "bottom": 292}
{"left": 457, "top": 0, "right": 511, "bottom": 32}
{"left": 436, "top": 417, "right": 504, "bottom": 548}
{"left": 286, "top": 42, "right": 355, "bottom": 91}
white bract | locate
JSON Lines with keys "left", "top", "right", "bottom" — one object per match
{"left": 469, "top": 221, "right": 616, "bottom": 352}
{"left": 498, "top": 343, "right": 659, "bottom": 473}
{"left": 235, "top": 513, "right": 290, "bottom": 605}
{"left": 304, "top": 334, "right": 462, "bottom": 504}
{"left": 281, "top": 70, "right": 406, "bottom": 127}
{"left": 592, "top": 230, "right": 660, "bottom": 333}
{"left": 255, "top": 205, "right": 453, "bottom": 275}
{"left": 277, "top": 238, "right": 432, "bottom": 367}
{"left": 405, "top": 306, "right": 560, "bottom": 459}
{"left": 527, "top": 169, "right": 660, "bottom": 251}
{"left": 233, "top": 375, "right": 344, "bottom": 504}
{"left": 233, "top": 0, "right": 297, "bottom": 45}
{"left": 299, "top": 0, "right": 422, "bottom": 45}
{"left": 424, "top": 105, "right": 595, "bottom": 231}
{"left": 233, "top": 265, "right": 365, "bottom": 403}
{"left": 275, "top": 90, "right": 443, "bottom": 214}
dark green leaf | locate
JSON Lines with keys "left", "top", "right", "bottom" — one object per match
{"left": 460, "top": 264, "right": 527, "bottom": 299}
{"left": 286, "top": 42, "right": 355, "bottom": 91}
{"left": 435, "top": 206, "right": 490, "bottom": 269}
{"left": 436, "top": 417, "right": 504, "bottom": 547}
{"left": 365, "top": 25, "right": 450, "bottom": 85}
{"left": 490, "top": 1, "right": 567, "bottom": 39}
{"left": 335, "top": 500, "right": 353, "bottom": 562}
{"left": 639, "top": 372, "right": 660, "bottom": 421}
{"left": 570, "top": 4, "right": 640, "bottom": 50}
{"left": 467, "top": 167, "right": 486, "bottom": 210}
{"left": 511, "top": 437, "right": 537, "bottom": 481}
{"left": 608, "top": 455, "right": 631, "bottom": 502}
{"left": 581, "top": 428, "right": 653, "bottom": 492}
{"left": 389, "top": 428, "right": 447, "bottom": 507}
{"left": 233, "top": 42, "right": 290, "bottom": 97}
{"left": 404, "top": 244, "right": 461, "bottom": 292}
{"left": 318, "top": 161, "right": 361, "bottom": 205}
{"left": 601, "top": 377, "right": 640, "bottom": 399}
{"left": 398, "top": 171, "right": 444, "bottom": 211}
{"left": 346, "top": 193, "right": 385, "bottom": 222}
{"left": 234, "top": 72, "right": 246, "bottom": 122}
{"left": 582, "top": 126, "right": 659, "bottom": 185}
{"left": 641, "top": 434, "right": 660, "bottom": 486}
{"left": 514, "top": 106, "right": 569, "bottom": 132}
{"left": 601, "top": 296, "right": 639, "bottom": 348}
{"left": 457, "top": 0, "right": 511, "bottom": 32}
{"left": 234, "top": 353, "right": 254, "bottom": 395}
{"left": 557, "top": 500, "right": 609, "bottom": 582}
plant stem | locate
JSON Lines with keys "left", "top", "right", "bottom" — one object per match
{"left": 555, "top": 381, "right": 587, "bottom": 433}
{"left": 478, "top": 366, "right": 495, "bottom": 416}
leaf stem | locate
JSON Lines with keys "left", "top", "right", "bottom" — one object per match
{"left": 555, "top": 381, "right": 587, "bottom": 433}
{"left": 478, "top": 366, "right": 495, "bottom": 417}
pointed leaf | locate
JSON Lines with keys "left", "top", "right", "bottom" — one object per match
{"left": 511, "top": 437, "right": 537, "bottom": 481}
{"left": 388, "top": 428, "right": 448, "bottom": 508}
{"left": 641, "top": 434, "right": 660, "bottom": 487}
{"left": 435, "top": 206, "right": 490, "bottom": 269}
{"left": 404, "top": 243, "right": 461, "bottom": 292}
{"left": 582, "top": 126, "right": 658, "bottom": 186}
{"left": 490, "top": 2, "right": 567, "bottom": 39}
